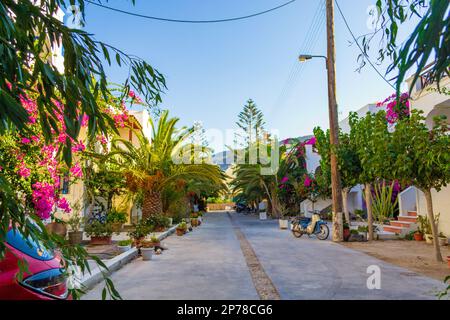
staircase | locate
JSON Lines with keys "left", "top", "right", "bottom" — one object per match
{"left": 382, "top": 211, "right": 418, "bottom": 237}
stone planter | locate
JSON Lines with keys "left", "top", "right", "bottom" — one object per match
{"left": 425, "top": 234, "right": 433, "bottom": 244}
{"left": 68, "top": 231, "right": 83, "bottom": 245}
{"left": 438, "top": 237, "right": 448, "bottom": 246}
{"left": 278, "top": 219, "right": 289, "bottom": 230}
{"left": 141, "top": 247, "right": 153, "bottom": 261}
{"left": 90, "top": 236, "right": 112, "bottom": 245}
{"left": 117, "top": 244, "right": 131, "bottom": 253}
{"left": 111, "top": 222, "right": 123, "bottom": 233}
{"left": 259, "top": 212, "right": 267, "bottom": 220}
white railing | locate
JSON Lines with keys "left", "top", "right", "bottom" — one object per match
{"left": 398, "top": 186, "right": 418, "bottom": 216}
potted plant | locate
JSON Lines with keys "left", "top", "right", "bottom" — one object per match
{"left": 140, "top": 241, "right": 154, "bottom": 261}
{"left": 84, "top": 218, "right": 113, "bottom": 245}
{"left": 176, "top": 222, "right": 187, "bottom": 236}
{"left": 117, "top": 239, "right": 132, "bottom": 253}
{"left": 413, "top": 230, "right": 424, "bottom": 241}
{"left": 128, "top": 220, "right": 152, "bottom": 248}
{"left": 107, "top": 208, "right": 127, "bottom": 233}
{"left": 145, "top": 214, "right": 170, "bottom": 232}
{"left": 148, "top": 235, "right": 160, "bottom": 248}
{"left": 438, "top": 232, "right": 448, "bottom": 246}
{"left": 67, "top": 212, "right": 83, "bottom": 245}
{"left": 191, "top": 217, "right": 199, "bottom": 227}
{"left": 419, "top": 214, "right": 440, "bottom": 244}
{"left": 343, "top": 222, "right": 351, "bottom": 241}
{"left": 278, "top": 206, "right": 289, "bottom": 230}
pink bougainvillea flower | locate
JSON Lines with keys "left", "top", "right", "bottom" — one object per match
{"left": 31, "top": 135, "right": 40, "bottom": 143}
{"left": 70, "top": 162, "right": 83, "bottom": 179}
{"left": 81, "top": 114, "right": 89, "bottom": 127}
{"left": 57, "top": 132, "right": 67, "bottom": 144}
{"left": 304, "top": 175, "right": 312, "bottom": 187}
{"left": 281, "top": 176, "right": 289, "bottom": 184}
{"left": 32, "top": 182, "right": 56, "bottom": 220}
{"left": 17, "top": 164, "right": 31, "bottom": 178}
{"left": 57, "top": 198, "right": 71, "bottom": 213}
{"left": 72, "top": 141, "right": 86, "bottom": 153}
{"left": 305, "top": 137, "right": 317, "bottom": 145}
{"left": 21, "top": 137, "right": 31, "bottom": 144}
{"left": 97, "top": 135, "right": 108, "bottom": 145}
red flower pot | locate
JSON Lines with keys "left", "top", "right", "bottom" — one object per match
{"left": 90, "top": 236, "right": 112, "bottom": 245}
{"left": 343, "top": 228, "right": 351, "bottom": 241}
{"left": 447, "top": 256, "right": 450, "bottom": 268}
{"left": 413, "top": 232, "right": 424, "bottom": 241}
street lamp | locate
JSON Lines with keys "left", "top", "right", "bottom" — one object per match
{"left": 298, "top": 54, "right": 327, "bottom": 62}
{"left": 298, "top": 52, "right": 344, "bottom": 242}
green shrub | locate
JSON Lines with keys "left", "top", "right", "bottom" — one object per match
{"left": 84, "top": 220, "right": 113, "bottom": 237}
{"left": 117, "top": 239, "right": 132, "bottom": 246}
{"left": 106, "top": 208, "right": 128, "bottom": 224}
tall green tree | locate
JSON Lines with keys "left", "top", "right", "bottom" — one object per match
{"left": 314, "top": 127, "right": 362, "bottom": 225}
{"left": 391, "top": 110, "right": 449, "bottom": 262}
{"left": 236, "top": 99, "right": 265, "bottom": 148}
{"left": 110, "top": 111, "right": 224, "bottom": 219}
{"left": 0, "top": 0, "right": 165, "bottom": 299}
{"left": 349, "top": 111, "right": 394, "bottom": 240}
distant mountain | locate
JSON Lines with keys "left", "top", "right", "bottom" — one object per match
{"left": 211, "top": 135, "right": 314, "bottom": 172}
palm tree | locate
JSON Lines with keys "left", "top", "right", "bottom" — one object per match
{"left": 110, "top": 110, "right": 224, "bottom": 219}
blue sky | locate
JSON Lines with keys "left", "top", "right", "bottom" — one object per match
{"left": 78, "top": 0, "right": 416, "bottom": 152}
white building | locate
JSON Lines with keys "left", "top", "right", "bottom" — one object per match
{"left": 395, "top": 67, "right": 450, "bottom": 237}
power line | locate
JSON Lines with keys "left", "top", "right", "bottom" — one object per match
{"left": 273, "top": 0, "right": 326, "bottom": 109}
{"left": 85, "top": 0, "right": 298, "bottom": 24}
{"left": 334, "top": 0, "right": 396, "bottom": 90}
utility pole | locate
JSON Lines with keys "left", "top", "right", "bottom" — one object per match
{"left": 326, "top": 0, "right": 343, "bottom": 242}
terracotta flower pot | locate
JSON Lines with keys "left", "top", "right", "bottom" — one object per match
{"left": 447, "top": 256, "right": 450, "bottom": 268}
{"left": 191, "top": 219, "right": 199, "bottom": 227}
{"left": 90, "top": 236, "right": 112, "bottom": 245}
{"left": 343, "top": 228, "right": 351, "bottom": 241}
{"left": 68, "top": 231, "right": 83, "bottom": 245}
{"left": 176, "top": 228, "right": 185, "bottom": 236}
{"left": 413, "top": 232, "right": 424, "bottom": 241}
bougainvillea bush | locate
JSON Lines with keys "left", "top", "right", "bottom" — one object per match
{"left": 376, "top": 92, "right": 410, "bottom": 124}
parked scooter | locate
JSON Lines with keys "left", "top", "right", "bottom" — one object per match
{"left": 291, "top": 213, "right": 329, "bottom": 240}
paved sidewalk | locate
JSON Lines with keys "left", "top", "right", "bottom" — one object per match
{"left": 83, "top": 212, "right": 445, "bottom": 300}
{"left": 83, "top": 213, "right": 258, "bottom": 300}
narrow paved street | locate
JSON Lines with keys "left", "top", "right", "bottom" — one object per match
{"left": 84, "top": 212, "right": 444, "bottom": 300}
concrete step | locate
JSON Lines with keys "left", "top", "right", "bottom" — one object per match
{"left": 383, "top": 225, "right": 407, "bottom": 235}
{"left": 390, "top": 221, "right": 417, "bottom": 229}
{"left": 407, "top": 211, "right": 418, "bottom": 217}
{"left": 377, "top": 230, "right": 399, "bottom": 240}
{"left": 398, "top": 216, "right": 417, "bottom": 223}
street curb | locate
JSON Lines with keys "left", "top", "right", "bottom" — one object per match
{"left": 80, "top": 224, "right": 178, "bottom": 290}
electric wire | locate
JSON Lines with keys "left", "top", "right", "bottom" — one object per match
{"left": 335, "top": 0, "right": 396, "bottom": 90}
{"left": 85, "top": 0, "right": 298, "bottom": 23}
{"left": 273, "top": 0, "right": 326, "bottom": 110}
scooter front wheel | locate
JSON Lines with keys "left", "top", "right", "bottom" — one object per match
{"left": 316, "top": 224, "right": 329, "bottom": 240}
